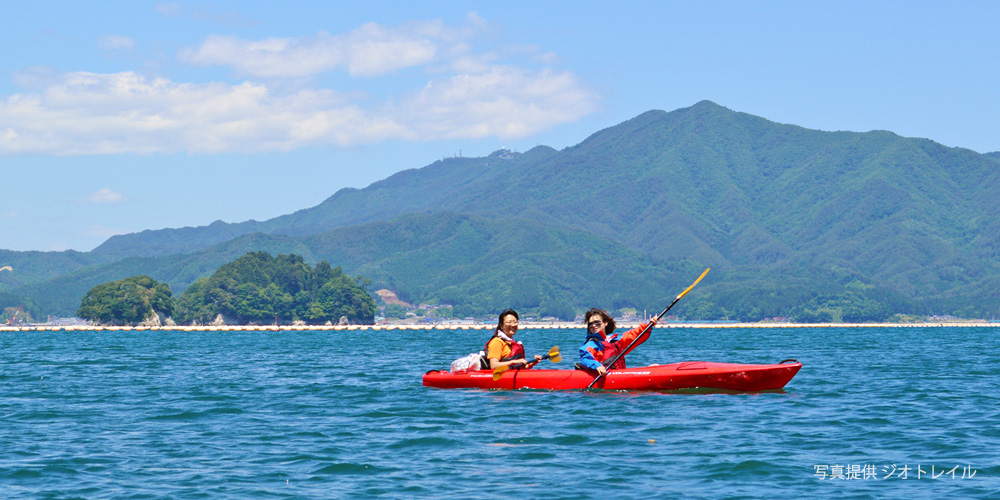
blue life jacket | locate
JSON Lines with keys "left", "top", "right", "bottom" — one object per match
{"left": 583, "top": 332, "right": 627, "bottom": 369}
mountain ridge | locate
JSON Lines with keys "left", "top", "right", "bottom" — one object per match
{"left": 6, "top": 101, "right": 1000, "bottom": 320}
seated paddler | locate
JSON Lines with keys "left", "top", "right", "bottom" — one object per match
{"left": 578, "top": 307, "right": 658, "bottom": 376}
{"left": 485, "top": 309, "right": 542, "bottom": 370}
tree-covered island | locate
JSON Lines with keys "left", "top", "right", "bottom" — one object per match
{"left": 77, "top": 252, "right": 377, "bottom": 326}
{"left": 77, "top": 275, "right": 173, "bottom": 326}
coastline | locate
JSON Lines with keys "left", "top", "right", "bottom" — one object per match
{"left": 2, "top": 321, "right": 997, "bottom": 332}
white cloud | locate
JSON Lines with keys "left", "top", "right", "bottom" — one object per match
{"left": 179, "top": 20, "right": 458, "bottom": 78}
{"left": 403, "top": 66, "right": 598, "bottom": 139}
{"left": 98, "top": 35, "right": 135, "bottom": 51}
{"left": 87, "top": 188, "right": 127, "bottom": 204}
{"left": 0, "top": 71, "right": 412, "bottom": 154}
{"left": 0, "top": 15, "right": 599, "bottom": 155}
{"left": 0, "top": 67, "right": 595, "bottom": 155}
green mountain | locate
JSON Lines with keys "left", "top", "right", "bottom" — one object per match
{"left": 20, "top": 212, "right": 704, "bottom": 318}
{"left": 294, "top": 211, "right": 702, "bottom": 318}
{"left": 0, "top": 250, "right": 112, "bottom": 290}
{"left": 89, "top": 146, "right": 561, "bottom": 257}
{"left": 13, "top": 235, "right": 317, "bottom": 317}
{"left": 8, "top": 101, "right": 1000, "bottom": 320}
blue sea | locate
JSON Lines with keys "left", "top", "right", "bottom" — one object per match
{"left": 1, "top": 326, "right": 997, "bottom": 499}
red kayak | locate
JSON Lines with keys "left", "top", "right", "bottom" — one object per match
{"left": 423, "top": 360, "right": 802, "bottom": 391}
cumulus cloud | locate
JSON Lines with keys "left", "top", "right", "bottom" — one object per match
{"left": 179, "top": 20, "right": 460, "bottom": 78}
{"left": 0, "top": 16, "right": 598, "bottom": 156}
{"left": 402, "top": 66, "right": 597, "bottom": 139}
{"left": 0, "top": 71, "right": 408, "bottom": 154}
{"left": 87, "top": 188, "right": 127, "bottom": 204}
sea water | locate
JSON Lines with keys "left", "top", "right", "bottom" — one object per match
{"left": 1, "top": 326, "right": 997, "bottom": 499}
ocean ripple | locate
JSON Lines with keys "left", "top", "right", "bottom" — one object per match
{"left": 1, "top": 327, "right": 998, "bottom": 498}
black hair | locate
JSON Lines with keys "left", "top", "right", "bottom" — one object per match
{"left": 584, "top": 307, "right": 616, "bottom": 334}
{"left": 495, "top": 309, "right": 519, "bottom": 333}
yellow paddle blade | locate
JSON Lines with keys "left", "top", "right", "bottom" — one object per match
{"left": 546, "top": 346, "right": 561, "bottom": 363}
{"left": 676, "top": 268, "right": 710, "bottom": 301}
{"left": 491, "top": 365, "right": 509, "bottom": 381}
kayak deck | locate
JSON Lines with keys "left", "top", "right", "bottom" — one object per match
{"left": 423, "top": 360, "right": 802, "bottom": 391}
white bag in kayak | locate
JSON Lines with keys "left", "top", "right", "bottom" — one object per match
{"left": 450, "top": 351, "right": 486, "bottom": 373}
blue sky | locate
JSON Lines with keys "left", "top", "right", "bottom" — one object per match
{"left": 2, "top": 1, "right": 998, "bottom": 252}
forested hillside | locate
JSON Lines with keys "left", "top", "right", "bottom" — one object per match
{"left": 6, "top": 101, "right": 1000, "bottom": 321}
{"left": 175, "top": 252, "right": 376, "bottom": 325}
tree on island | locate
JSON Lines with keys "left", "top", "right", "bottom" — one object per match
{"left": 77, "top": 275, "right": 174, "bottom": 326}
{"left": 173, "top": 252, "right": 377, "bottom": 325}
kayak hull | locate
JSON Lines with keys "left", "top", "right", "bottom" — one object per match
{"left": 423, "top": 360, "right": 802, "bottom": 391}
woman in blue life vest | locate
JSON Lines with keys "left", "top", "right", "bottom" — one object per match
{"left": 578, "top": 308, "right": 658, "bottom": 376}
{"left": 485, "top": 309, "right": 542, "bottom": 370}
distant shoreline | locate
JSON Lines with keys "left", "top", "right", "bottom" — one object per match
{"left": 2, "top": 321, "right": 998, "bottom": 332}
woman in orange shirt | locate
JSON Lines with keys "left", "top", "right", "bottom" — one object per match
{"left": 484, "top": 309, "right": 542, "bottom": 370}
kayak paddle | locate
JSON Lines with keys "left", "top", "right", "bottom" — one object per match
{"left": 492, "top": 346, "right": 562, "bottom": 381}
{"left": 586, "top": 268, "right": 710, "bottom": 389}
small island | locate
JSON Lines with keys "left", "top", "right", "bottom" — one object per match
{"left": 74, "top": 252, "right": 377, "bottom": 327}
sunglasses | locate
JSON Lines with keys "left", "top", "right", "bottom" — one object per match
{"left": 588, "top": 320, "right": 604, "bottom": 327}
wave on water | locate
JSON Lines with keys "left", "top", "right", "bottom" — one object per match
{"left": 0, "top": 327, "right": 998, "bottom": 499}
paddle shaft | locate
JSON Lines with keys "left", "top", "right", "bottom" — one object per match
{"left": 585, "top": 268, "right": 709, "bottom": 389}
{"left": 506, "top": 353, "right": 552, "bottom": 371}
{"left": 492, "top": 346, "right": 561, "bottom": 380}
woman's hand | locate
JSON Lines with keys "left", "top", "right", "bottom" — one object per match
{"left": 596, "top": 365, "right": 607, "bottom": 376}
{"left": 525, "top": 354, "right": 543, "bottom": 369}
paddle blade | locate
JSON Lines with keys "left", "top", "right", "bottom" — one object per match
{"left": 675, "top": 268, "right": 710, "bottom": 301}
{"left": 551, "top": 352, "right": 562, "bottom": 363}
{"left": 491, "top": 365, "right": 509, "bottom": 381}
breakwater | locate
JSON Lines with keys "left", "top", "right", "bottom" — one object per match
{"left": 2, "top": 321, "right": 997, "bottom": 332}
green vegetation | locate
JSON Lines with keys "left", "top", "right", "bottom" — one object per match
{"left": 174, "top": 252, "right": 376, "bottom": 325}
{"left": 298, "top": 211, "right": 703, "bottom": 320}
{"left": 9, "top": 102, "right": 1000, "bottom": 322}
{"left": 77, "top": 275, "right": 173, "bottom": 326}
{"left": 383, "top": 304, "right": 407, "bottom": 319}
{"left": 0, "top": 249, "right": 112, "bottom": 291}
{"left": 70, "top": 253, "right": 377, "bottom": 326}
{"left": 675, "top": 270, "right": 904, "bottom": 323}
{"left": 1, "top": 291, "right": 40, "bottom": 325}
